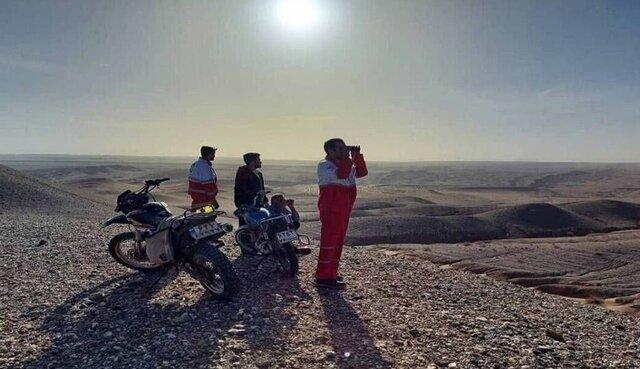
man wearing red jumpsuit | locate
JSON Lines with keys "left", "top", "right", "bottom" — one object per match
{"left": 315, "top": 138, "right": 368, "bottom": 289}
{"left": 188, "top": 146, "right": 219, "bottom": 209}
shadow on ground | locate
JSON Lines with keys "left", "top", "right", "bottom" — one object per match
{"left": 26, "top": 255, "right": 388, "bottom": 368}
{"left": 319, "top": 291, "right": 392, "bottom": 368}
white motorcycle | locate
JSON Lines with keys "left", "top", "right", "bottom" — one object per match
{"left": 102, "top": 178, "right": 240, "bottom": 300}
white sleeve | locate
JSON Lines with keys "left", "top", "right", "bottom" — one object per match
{"left": 317, "top": 161, "right": 338, "bottom": 186}
{"left": 211, "top": 165, "right": 217, "bottom": 183}
{"left": 188, "top": 162, "right": 197, "bottom": 180}
{"left": 189, "top": 160, "right": 214, "bottom": 183}
{"left": 317, "top": 160, "right": 355, "bottom": 187}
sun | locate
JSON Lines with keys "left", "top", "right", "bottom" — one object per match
{"left": 275, "top": 0, "right": 321, "bottom": 32}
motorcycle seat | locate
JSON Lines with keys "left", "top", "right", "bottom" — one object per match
{"left": 154, "top": 215, "right": 182, "bottom": 232}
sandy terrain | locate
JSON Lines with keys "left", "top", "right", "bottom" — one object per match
{"left": 1, "top": 163, "right": 639, "bottom": 368}
{"left": 381, "top": 229, "right": 640, "bottom": 314}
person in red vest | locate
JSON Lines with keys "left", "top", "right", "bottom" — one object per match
{"left": 188, "top": 146, "right": 219, "bottom": 209}
{"left": 315, "top": 138, "right": 368, "bottom": 289}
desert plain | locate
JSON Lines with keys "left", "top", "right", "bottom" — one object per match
{"left": 1, "top": 154, "right": 639, "bottom": 368}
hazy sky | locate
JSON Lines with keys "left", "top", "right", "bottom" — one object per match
{"left": 1, "top": 0, "right": 639, "bottom": 162}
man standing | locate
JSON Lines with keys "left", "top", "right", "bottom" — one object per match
{"left": 234, "top": 153, "right": 267, "bottom": 225}
{"left": 315, "top": 138, "right": 368, "bottom": 289}
{"left": 188, "top": 146, "right": 219, "bottom": 209}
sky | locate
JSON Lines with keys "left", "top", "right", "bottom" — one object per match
{"left": 1, "top": 0, "right": 639, "bottom": 162}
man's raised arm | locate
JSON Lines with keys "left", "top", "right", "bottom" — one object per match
{"left": 349, "top": 146, "right": 368, "bottom": 178}
{"left": 336, "top": 158, "right": 355, "bottom": 179}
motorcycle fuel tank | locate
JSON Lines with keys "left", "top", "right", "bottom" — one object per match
{"left": 243, "top": 208, "right": 271, "bottom": 226}
{"left": 127, "top": 202, "right": 172, "bottom": 228}
{"left": 143, "top": 202, "right": 172, "bottom": 217}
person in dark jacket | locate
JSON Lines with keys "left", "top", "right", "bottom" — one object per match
{"left": 234, "top": 153, "right": 311, "bottom": 256}
{"left": 234, "top": 153, "right": 268, "bottom": 225}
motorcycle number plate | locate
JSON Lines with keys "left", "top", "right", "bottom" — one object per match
{"left": 276, "top": 230, "right": 298, "bottom": 244}
{"left": 189, "top": 221, "right": 223, "bottom": 241}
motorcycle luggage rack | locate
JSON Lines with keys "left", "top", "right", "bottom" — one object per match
{"left": 256, "top": 213, "right": 293, "bottom": 228}
{"left": 183, "top": 206, "right": 226, "bottom": 218}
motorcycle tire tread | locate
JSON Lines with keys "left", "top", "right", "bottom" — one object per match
{"left": 191, "top": 243, "right": 240, "bottom": 300}
{"left": 280, "top": 242, "right": 299, "bottom": 277}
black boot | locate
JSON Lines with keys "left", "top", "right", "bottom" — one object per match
{"left": 314, "top": 278, "right": 346, "bottom": 290}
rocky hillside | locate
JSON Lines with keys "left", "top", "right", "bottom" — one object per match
{"left": 0, "top": 164, "right": 97, "bottom": 215}
{"left": 1, "top": 167, "right": 638, "bottom": 368}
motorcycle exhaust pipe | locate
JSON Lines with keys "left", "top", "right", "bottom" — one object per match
{"left": 221, "top": 223, "right": 234, "bottom": 233}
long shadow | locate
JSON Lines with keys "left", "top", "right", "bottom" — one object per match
{"left": 25, "top": 269, "right": 235, "bottom": 369}
{"left": 319, "top": 290, "right": 392, "bottom": 368}
{"left": 27, "top": 253, "right": 311, "bottom": 368}
{"left": 231, "top": 255, "right": 312, "bottom": 352}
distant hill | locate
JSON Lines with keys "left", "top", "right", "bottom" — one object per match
{"left": 302, "top": 199, "right": 640, "bottom": 245}
{"left": 0, "top": 164, "right": 99, "bottom": 215}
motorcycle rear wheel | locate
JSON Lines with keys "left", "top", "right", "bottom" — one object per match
{"left": 274, "top": 242, "right": 299, "bottom": 277}
{"left": 187, "top": 242, "right": 240, "bottom": 300}
{"left": 108, "top": 232, "right": 164, "bottom": 271}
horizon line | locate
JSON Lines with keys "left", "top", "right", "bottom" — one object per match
{"left": 1, "top": 152, "right": 640, "bottom": 165}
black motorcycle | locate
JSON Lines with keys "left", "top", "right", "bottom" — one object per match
{"left": 234, "top": 191, "right": 310, "bottom": 277}
{"left": 102, "top": 178, "right": 240, "bottom": 300}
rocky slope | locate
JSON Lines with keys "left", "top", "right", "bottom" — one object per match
{"left": 2, "top": 218, "right": 639, "bottom": 368}
{"left": 1, "top": 166, "right": 639, "bottom": 368}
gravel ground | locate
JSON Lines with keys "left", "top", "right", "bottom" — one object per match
{"left": 1, "top": 205, "right": 639, "bottom": 368}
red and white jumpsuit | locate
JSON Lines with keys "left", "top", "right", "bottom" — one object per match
{"left": 188, "top": 157, "right": 218, "bottom": 208}
{"left": 315, "top": 153, "right": 368, "bottom": 280}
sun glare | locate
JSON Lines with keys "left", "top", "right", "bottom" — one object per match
{"left": 276, "top": 0, "right": 321, "bottom": 33}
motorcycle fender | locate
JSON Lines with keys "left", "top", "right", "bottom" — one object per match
{"left": 101, "top": 214, "right": 129, "bottom": 228}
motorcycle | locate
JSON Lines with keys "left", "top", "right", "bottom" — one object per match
{"left": 101, "top": 178, "right": 240, "bottom": 300}
{"left": 234, "top": 191, "right": 310, "bottom": 277}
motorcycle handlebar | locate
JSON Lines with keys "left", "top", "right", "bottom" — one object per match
{"left": 144, "top": 178, "right": 170, "bottom": 187}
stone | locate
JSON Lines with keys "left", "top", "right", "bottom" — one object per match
{"left": 545, "top": 328, "right": 565, "bottom": 343}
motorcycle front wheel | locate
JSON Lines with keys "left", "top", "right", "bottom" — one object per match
{"left": 186, "top": 242, "right": 240, "bottom": 300}
{"left": 273, "top": 242, "right": 299, "bottom": 277}
{"left": 108, "top": 232, "right": 164, "bottom": 271}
